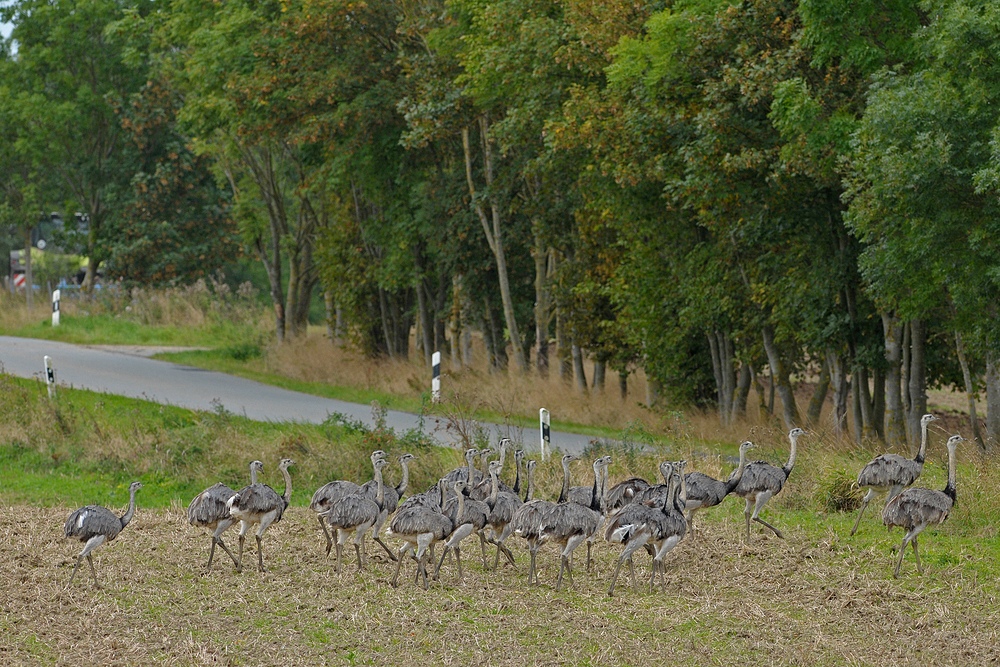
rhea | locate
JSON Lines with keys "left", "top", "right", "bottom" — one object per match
{"left": 187, "top": 460, "right": 263, "bottom": 571}
{"left": 64, "top": 481, "right": 143, "bottom": 588}
{"left": 852, "top": 413, "right": 938, "bottom": 535}
{"left": 227, "top": 458, "right": 294, "bottom": 572}
{"left": 683, "top": 440, "right": 754, "bottom": 536}
{"left": 882, "top": 434, "right": 964, "bottom": 577}
{"left": 326, "top": 458, "right": 389, "bottom": 572}
{"left": 309, "top": 450, "right": 385, "bottom": 555}
{"left": 732, "top": 428, "right": 805, "bottom": 540}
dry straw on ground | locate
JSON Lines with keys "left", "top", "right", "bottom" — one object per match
{"left": 1, "top": 497, "right": 998, "bottom": 666}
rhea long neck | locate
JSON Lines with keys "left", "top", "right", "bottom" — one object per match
{"left": 525, "top": 466, "right": 535, "bottom": 502}
{"left": 944, "top": 444, "right": 958, "bottom": 502}
{"left": 120, "top": 487, "right": 139, "bottom": 528}
{"left": 725, "top": 445, "right": 750, "bottom": 494}
{"left": 557, "top": 458, "right": 572, "bottom": 503}
{"left": 396, "top": 459, "right": 410, "bottom": 497}
{"left": 782, "top": 433, "right": 798, "bottom": 478}
{"left": 280, "top": 465, "right": 292, "bottom": 506}
{"left": 250, "top": 465, "right": 259, "bottom": 486}
{"left": 373, "top": 464, "right": 385, "bottom": 507}
{"left": 915, "top": 420, "right": 930, "bottom": 465}
{"left": 512, "top": 456, "right": 523, "bottom": 495}
{"left": 487, "top": 467, "right": 500, "bottom": 508}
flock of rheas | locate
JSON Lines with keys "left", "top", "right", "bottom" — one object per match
{"left": 63, "top": 414, "right": 963, "bottom": 595}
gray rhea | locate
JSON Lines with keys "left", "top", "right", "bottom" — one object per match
{"left": 187, "top": 460, "right": 263, "bottom": 571}
{"left": 308, "top": 449, "right": 385, "bottom": 555}
{"left": 482, "top": 459, "right": 523, "bottom": 570}
{"left": 358, "top": 452, "right": 415, "bottom": 561}
{"left": 433, "top": 480, "right": 489, "bottom": 581}
{"left": 605, "top": 473, "right": 652, "bottom": 514}
{"left": 227, "top": 458, "right": 294, "bottom": 573}
{"left": 732, "top": 428, "right": 805, "bottom": 540}
{"left": 470, "top": 438, "right": 515, "bottom": 501}
{"left": 852, "top": 413, "right": 937, "bottom": 536}
{"left": 540, "top": 456, "right": 605, "bottom": 591}
{"left": 882, "top": 434, "right": 964, "bottom": 578}
{"left": 605, "top": 464, "right": 677, "bottom": 595}
{"left": 511, "top": 454, "right": 574, "bottom": 585}
{"left": 326, "top": 458, "right": 388, "bottom": 572}
{"left": 683, "top": 440, "right": 754, "bottom": 536}
{"left": 64, "top": 481, "right": 143, "bottom": 588}
{"left": 387, "top": 478, "right": 453, "bottom": 589}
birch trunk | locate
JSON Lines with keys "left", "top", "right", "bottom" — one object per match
{"left": 955, "top": 332, "right": 985, "bottom": 451}
{"left": 462, "top": 120, "right": 527, "bottom": 372}
{"left": 761, "top": 324, "right": 801, "bottom": 428}
{"left": 882, "top": 312, "right": 906, "bottom": 446}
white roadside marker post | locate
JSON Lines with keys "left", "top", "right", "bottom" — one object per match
{"left": 539, "top": 408, "right": 550, "bottom": 462}
{"left": 52, "top": 289, "right": 60, "bottom": 327}
{"left": 44, "top": 355, "right": 56, "bottom": 399}
{"left": 432, "top": 351, "right": 441, "bottom": 403}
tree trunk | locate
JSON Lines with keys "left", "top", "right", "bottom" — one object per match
{"left": 462, "top": 120, "right": 527, "bottom": 373}
{"left": 592, "top": 360, "right": 606, "bottom": 393}
{"left": 619, "top": 370, "right": 628, "bottom": 400}
{"left": 450, "top": 277, "right": 463, "bottom": 371}
{"left": 826, "top": 350, "right": 849, "bottom": 438}
{"left": 731, "top": 362, "right": 751, "bottom": 424}
{"left": 905, "top": 319, "right": 927, "bottom": 452}
{"left": 872, "top": 367, "right": 886, "bottom": 440}
{"left": 882, "top": 312, "right": 906, "bottom": 447}
{"left": 985, "top": 353, "right": 1000, "bottom": 450}
{"left": 556, "top": 306, "right": 572, "bottom": 382}
{"left": 857, "top": 366, "right": 876, "bottom": 441}
{"left": 572, "top": 344, "right": 588, "bottom": 394}
{"left": 955, "top": 332, "right": 986, "bottom": 451}
{"left": 709, "top": 331, "right": 736, "bottom": 425}
{"left": 415, "top": 259, "right": 434, "bottom": 367}
{"left": 532, "top": 227, "right": 552, "bottom": 378}
{"left": 806, "top": 357, "right": 830, "bottom": 427}
{"left": 851, "top": 373, "right": 863, "bottom": 444}
{"left": 761, "top": 324, "right": 801, "bottom": 428}
{"left": 646, "top": 375, "right": 660, "bottom": 408}
{"left": 378, "top": 287, "right": 395, "bottom": 357}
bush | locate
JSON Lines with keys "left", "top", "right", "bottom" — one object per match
{"left": 816, "top": 467, "right": 862, "bottom": 512}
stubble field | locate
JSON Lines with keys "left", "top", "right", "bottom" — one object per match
{"left": 2, "top": 498, "right": 998, "bottom": 667}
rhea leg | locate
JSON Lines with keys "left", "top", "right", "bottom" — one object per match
{"left": 744, "top": 497, "right": 753, "bottom": 541}
{"left": 751, "top": 491, "right": 783, "bottom": 538}
{"left": 69, "top": 534, "right": 107, "bottom": 587}
{"left": 893, "top": 532, "right": 913, "bottom": 578}
{"left": 850, "top": 488, "right": 876, "bottom": 536}
{"left": 318, "top": 514, "right": 333, "bottom": 555}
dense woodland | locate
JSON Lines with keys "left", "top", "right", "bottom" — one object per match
{"left": 3, "top": 0, "right": 1000, "bottom": 448}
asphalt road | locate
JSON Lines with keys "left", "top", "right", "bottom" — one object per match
{"left": 0, "top": 335, "right": 595, "bottom": 454}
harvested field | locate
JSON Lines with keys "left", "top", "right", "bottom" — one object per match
{"left": 1, "top": 503, "right": 998, "bottom": 666}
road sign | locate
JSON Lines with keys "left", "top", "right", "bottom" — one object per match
{"left": 13, "top": 273, "right": 25, "bottom": 289}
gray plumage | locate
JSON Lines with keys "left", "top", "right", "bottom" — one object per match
{"left": 605, "top": 465, "right": 686, "bottom": 595}
{"left": 434, "top": 481, "right": 490, "bottom": 581}
{"left": 605, "top": 476, "right": 651, "bottom": 513}
{"left": 358, "top": 452, "right": 414, "bottom": 562}
{"left": 567, "top": 457, "right": 604, "bottom": 507}
{"left": 441, "top": 448, "right": 482, "bottom": 489}
{"left": 64, "top": 481, "right": 143, "bottom": 588}
{"left": 683, "top": 440, "right": 754, "bottom": 536}
{"left": 882, "top": 434, "right": 963, "bottom": 577}
{"left": 388, "top": 479, "right": 454, "bottom": 589}
{"left": 512, "top": 455, "right": 574, "bottom": 585}
{"left": 326, "top": 458, "right": 387, "bottom": 572}
{"left": 309, "top": 450, "right": 385, "bottom": 555}
{"left": 851, "top": 413, "right": 938, "bottom": 536}
{"left": 483, "top": 460, "right": 522, "bottom": 570}
{"left": 187, "top": 460, "right": 262, "bottom": 571}
{"left": 228, "top": 458, "right": 294, "bottom": 573}
{"left": 732, "top": 428, "right": 804, "bottom": 540}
